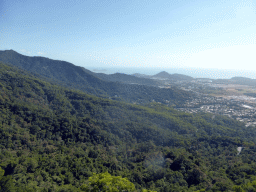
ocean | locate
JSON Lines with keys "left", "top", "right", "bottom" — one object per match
{"left": 87, "top": 67, "right": 256, "bottom": 80}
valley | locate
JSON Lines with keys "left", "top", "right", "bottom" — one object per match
{"left": 138, "top": 74, "right": 256, "bottom": 128}
{"left": 2, "top": 0, "right": 256, "bottom": 190}
{"left": 1, "top": 50, "right": 256, "bottom": 191}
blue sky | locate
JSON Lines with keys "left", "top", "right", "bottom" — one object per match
{"left": 1, "top": 0, "right": 256, "bottom": 72}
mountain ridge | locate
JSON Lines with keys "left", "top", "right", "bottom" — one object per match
{"left": 93, "top": 72, "right": 160, "bottom": 86}
{"left": 0, "top": 50, "right": 193, "bottom": 105}
{"left": 152, "top": 71, "right": 194, "bottom": 81}
{"left": 0, "top": 60, "right": 256, "bottom": 191}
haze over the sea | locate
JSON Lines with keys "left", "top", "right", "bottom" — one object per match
{"left": 88, "top": 66, "right": 256, "bottom": 79}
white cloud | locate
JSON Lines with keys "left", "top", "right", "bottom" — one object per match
{"left": 37, "top": 52, "right": 44, "bottom": 55}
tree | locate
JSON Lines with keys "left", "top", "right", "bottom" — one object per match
{"left": 80, "top": 172, "right": 136, "bottom": 192}
{"left": 0, "top": 167, "right": 15, "bottom": 192}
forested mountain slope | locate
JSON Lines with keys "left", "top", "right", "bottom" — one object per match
{"left": 1, "top": 62, "right": 256, "bottom": 191}
{"left": 214, "top": 76, "right": 256, "bottom": 87}
{"left": 93, "top": 72, "right": 160, "bottom": 86}
{"left": 0, "top": 50, "right": 192, "bottom": 105}
{"left": 152, "top": 71, "right": 194, "bottom": 81}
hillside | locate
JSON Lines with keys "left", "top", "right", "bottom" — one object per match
{"left": 93, "top": 72, "right": 160, "bottom": 86}
{"left": 153, "top": 71, "right": 171, "bottom": 79}
{"left": 1, "top": 62, "right": 256, "bottom": 191}
{"left": 152, "top": 71, "right": 194, "bottom": 81}
{"left": 213, "top": 76, "right": 256, "bottom": 87}
{"left": 0, "top": 50, "right": 193, "bottom": 105}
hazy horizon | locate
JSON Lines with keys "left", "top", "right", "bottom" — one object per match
{"left": 87, "top": 65, "right": 256, "bottom": 79}
{"left": 2, "top": 49, "right": 256, "bottom": 80}
{"left": 1, "top": 0, "right": 256, "bottom": 72}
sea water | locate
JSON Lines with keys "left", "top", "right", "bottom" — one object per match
{"left": 87, "top": 67, "right": 256, "bottom": 79}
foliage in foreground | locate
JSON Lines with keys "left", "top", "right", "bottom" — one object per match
{"left": 80, "top": 172, "right": 157, "bottom": 192}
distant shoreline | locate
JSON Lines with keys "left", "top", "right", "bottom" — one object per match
{"left": 86, "top": 67, "right": 256, "bottom": 80}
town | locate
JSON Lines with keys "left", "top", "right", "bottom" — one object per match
{"left": 154, "top": 76, "right": 256, "bottom": 127}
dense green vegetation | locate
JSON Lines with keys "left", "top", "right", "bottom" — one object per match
{"left": 0, "top": 50, "right": 193, "bottom": 105}
{"left": 81, "top": 172, "right": 138, "bottom": 192}
{"left": 152, "top": 71, "right": 194, "bottom": 81}
{"left": 1, "top": 62, "right": 256, "bottom": 191}
{"left": 93, "top": 72, "right": 161, "bottom": 87}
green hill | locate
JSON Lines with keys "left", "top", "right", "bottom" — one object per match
{"left": 1, "top": 62, "right": 256, "bottom": 191}
{"left": 94, "top": 72, "right": 160, "bottom": 86}
{"left": 152, "top": 71, "right": 194, "bottom": 81}
{"left": 0, "top": 50, "right": 193, "bottom": 106}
